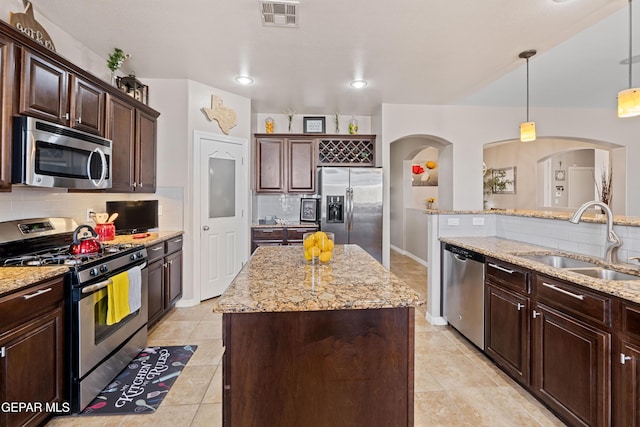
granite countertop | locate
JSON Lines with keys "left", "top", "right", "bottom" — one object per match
{"left": 214, "top": 244, "right": 425, "bottom": 313}
{"left": 103, "top": 230, "right": 183, "bottom": 246}
{"left": 0, "top": 267, "right": 69, "bottom": 297}
{"left": 252, "top": 223, "right": 318, "bottom": 229}
{"left": 0, "top": 230, "right": 184, "bottom": 298}
{"left": 440, "top": 236, "right": 640, "bottom": 305}
{"left": 426, "top": 208, "right": 640, "bottom": 227}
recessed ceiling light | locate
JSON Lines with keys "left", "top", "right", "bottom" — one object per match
{"left": 235, "top": 76, "right": 254, "bottom": 85}
{"left": 349, "top": 80, "right": 367, "bottom": 89}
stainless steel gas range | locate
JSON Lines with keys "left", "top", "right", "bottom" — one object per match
{"left": 0, "top": 217, "right": 149, "bottom": 413}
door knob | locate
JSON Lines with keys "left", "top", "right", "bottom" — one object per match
{"left": 203, "top": 225, "right": 210, "bottom": 231}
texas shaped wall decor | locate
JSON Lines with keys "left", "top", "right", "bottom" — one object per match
{"left": 202, "top": 95, "right": 238, "bottom": 135}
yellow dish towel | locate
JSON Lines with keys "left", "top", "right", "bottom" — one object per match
{"left": 107, "top": 271, "right": 131, "bottom": 325}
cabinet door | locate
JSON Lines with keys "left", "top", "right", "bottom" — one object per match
{"left": 531, "top": 303, "right": 610, "bottom": 427}
{"left": 69, "top": 75, "right": 104, "bottom": 136}
{"left": 287, "top": 138, "right": 315, "bottom": 193}
{"left": 20, "top": 50, "right": 68, "bottom": 124}
{"left": 136, "top": 109, "right": 157, "bottom": 192}
{"left": 0, "top": 308, "right": 65, "bottom": 427}
{"left": 485, "top": 283, "right": 530, "bottom": 385}
{"left": 105, "top": 94, "right": 136, "bottom": 192}
{"left": 0, "top": 35, "right": 14, "bottom": 192}
{"left": 619, "top": 340, "right": 640, "bottom": 427}
{"left": 147, "top": 259, "right": 165, "bottom": 327}
{"left": 256, "top": 138, "right": 285, "bottom": 192}
{"left": 165, "top": 250, "right": 183, "bottom": 307}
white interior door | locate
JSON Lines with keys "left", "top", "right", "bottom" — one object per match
{"left": 568, "top": 166, "right": 595, "bottom": 208}
{"left": 199, "top": 136, "right": 245, "bottom": 299}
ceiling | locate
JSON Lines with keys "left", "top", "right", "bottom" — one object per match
{"left": 27, "top": 0, "right": 630, "bottom": 115}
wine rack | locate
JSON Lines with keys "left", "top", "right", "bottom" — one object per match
{"left": 318, "top": 136, "right": 375, "bottom": 166}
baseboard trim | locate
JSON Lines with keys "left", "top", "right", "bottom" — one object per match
{"left": 390, "top": 245, "right": 428, "bottom": 267}
{"left": 175, "top": 298, "right": 200, "bottom": 308}
{"left": 426, "top": 313, "right": 448, "bottom": 326}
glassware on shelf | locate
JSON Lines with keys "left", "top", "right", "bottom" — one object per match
{"left": 265, "top": 117, "right": 274, "bottom": 133}
{"left": 349, "top": 117, "right": 359, "bottom": 135}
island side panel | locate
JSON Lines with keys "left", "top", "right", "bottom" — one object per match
{"left": 222, "top": 307, "right": 415, "bottom": 426}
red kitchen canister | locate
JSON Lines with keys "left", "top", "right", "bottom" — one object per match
{"left": 95, "top": 223, "right": 116, "bottom": 241}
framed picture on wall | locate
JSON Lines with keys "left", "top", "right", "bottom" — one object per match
{"left": 300, "top": 198, "right": 318, "bottom": 222}
{"left": 492, "top": 166, "right": 516, "bottom": 194}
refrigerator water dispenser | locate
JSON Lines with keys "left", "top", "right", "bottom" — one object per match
{"left": 326, "top": 196, "right": 344, "bottom": 223}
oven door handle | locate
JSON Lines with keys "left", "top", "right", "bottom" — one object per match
{"left": 81, "top": 262, "right": 147, "bottom": 294}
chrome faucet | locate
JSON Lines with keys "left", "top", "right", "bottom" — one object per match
{"left": 569, "top": 200, "right": 622, "bottom": 264}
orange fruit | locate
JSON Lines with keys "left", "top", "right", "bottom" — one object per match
{"left": 425, "top": 160, "right": 437, "bottom": 169}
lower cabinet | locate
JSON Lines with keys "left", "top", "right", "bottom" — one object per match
{"left": 0, "top": 276, "right": 66, "bottom": 427}
{"left": 484, "top": 259, "right": 614, "bottom": 426}
{"left": 531, "top": 302, "right": 610, "bottom": 426}
{"left": 251, "top": 225, "right": 318, "bottom": 253}
{"left": 617, "top": 301, "right": 640, "bottom": 426}
{"left": 147, "top": 235, "right": 183, "bottom": 327}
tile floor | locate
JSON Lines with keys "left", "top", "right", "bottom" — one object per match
{"left": 47, "top": 251, "right": 565, "bottom": 427}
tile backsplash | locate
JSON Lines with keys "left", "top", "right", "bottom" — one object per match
{"left": 0, "top": 186, "right": 183, "bottom": 231}
{"left": 253, "top": 193, "right": 319, "bottom": 223}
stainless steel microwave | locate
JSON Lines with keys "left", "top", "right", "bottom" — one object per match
{"left": 12, "top": 116, "right": 112, "bottom": 190}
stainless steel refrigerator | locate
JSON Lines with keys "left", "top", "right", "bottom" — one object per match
{"left": 318, "top": 167, "right": 383, "bottom": 262}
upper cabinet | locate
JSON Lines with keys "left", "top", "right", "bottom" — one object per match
{"left": 255, "top": 135, "right": 315, "bottom": 194}
{"left": 0, "top": 34, "right": 14, "bottom": 192}
{"left": 105, "top": 94, "right": 157, "bottom": 193}
{"left": 19, "top": 50, "right": 105, "bottom": 136}
{"left": 0, "top": 19, "right": 160, "bottom": 193}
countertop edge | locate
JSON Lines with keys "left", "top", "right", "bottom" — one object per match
{"left": 440, "top": 236, "right": 640, "bottom": 305}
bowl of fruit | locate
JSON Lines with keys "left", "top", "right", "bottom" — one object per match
{"left": 303, "top": 231, "right": 334, "bottom": 264}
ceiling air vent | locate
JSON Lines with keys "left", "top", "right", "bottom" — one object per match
{"left": 260, "top": 0, "right": 299, "bottom": 27}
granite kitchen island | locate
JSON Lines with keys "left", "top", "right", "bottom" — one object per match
{"left": 214, "top": 244, "right": 424, "bottom": 426}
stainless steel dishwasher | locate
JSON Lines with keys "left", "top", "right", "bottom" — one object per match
{"left": 442, "top": 243, "right": 485, "bottom": 349}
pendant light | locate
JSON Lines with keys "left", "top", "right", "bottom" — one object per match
{"left": 618, "top": 0, "right": 640, "bottom": 117}
{"left": 519, "top": 49, "right": 537, "bottom": 142}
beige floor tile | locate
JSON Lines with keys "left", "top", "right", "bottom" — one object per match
{"left": 161, "top": 365, "right": 215, "bottom": 405}
{"left": 191, "top": 403, "right": 223, "bottom": 427}
{"left": 415, "top": 330, "right": 465, "bottom": 356}
{"left": 202, "top": 365, "right": 223, "bottom": 404}
{"left": 424, "top": 353, "right": 502, "bottom": 389}
{"left": 46, "top": 414, "right": 128, "bottom": 426}
{"left": 414, "top": 391, "right": 474, "bottom": 426}
{"left": 148, "top": 320, "right": 200, "bottom": 341}
{"left": 189, "top": 319, "right": 223, "bottom": 340}
{"left": 184, "top": 338, "right": 224, "bottom": 366}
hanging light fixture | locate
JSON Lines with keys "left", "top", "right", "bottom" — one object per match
{"left": 519, "top": 49, "right": 537, "bottom": 142}
{"left": 618, "top": 0, "right": 640, "bottom": 117}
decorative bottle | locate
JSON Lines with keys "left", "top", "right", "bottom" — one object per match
{"left": 349, "top": 117, "right": 358, "bottom": 135}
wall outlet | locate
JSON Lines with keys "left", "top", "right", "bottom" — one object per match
{"left": 86, "top": 208, "right": 95, "bottom": 222}
{"left": 158, "top": 205, "right": 163, "bottom": 216}
{"left": 447, "top": 218, "right": 460, "bottom": 226}
{"left": 472, "top": 217, "right": 485, "bottom": 226}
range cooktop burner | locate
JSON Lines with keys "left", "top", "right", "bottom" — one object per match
{"left": 1, "top": 243, "right": 142, "bottom": 267}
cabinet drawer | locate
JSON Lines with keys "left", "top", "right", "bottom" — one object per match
{"left": 535, "top": 275, "right": 611, "bottom": 327}
{"left": 486, "top": 259, "right": 529, "bottom": 294}
{"left": 252, "top": 228, "right": 285, "bottom": 240}
{"left": 622, "top": 302, "right": 640, "bottom": 341}
{"left": 0, "top": 277, "right": 65, "bottom": 332}
{"left": 146, "top": 242, "right": 165, "bottom": 263}
{"left": 165, "top": 235, "right": 183, "bottom": 254}
{"left": 286, "top": 226, "right": 318, "bottom": 241}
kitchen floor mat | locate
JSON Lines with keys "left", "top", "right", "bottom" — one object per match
{"left": 80, "top": 345, "right": 197, "bottom": 415}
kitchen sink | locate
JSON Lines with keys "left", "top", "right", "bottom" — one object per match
{"left": 519, "top": 254, "right": 600, "bottom": 269}
{"left": 567, "top": 268, "right": 640, "bottom": 281}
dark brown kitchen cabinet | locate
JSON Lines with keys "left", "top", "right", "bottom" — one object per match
{"left": 484, "top": 259, "right": 530, "bottom": 385}
{"left": 530, "top": 275, "right": 611, "bottom": 427}
{"left": 19, "top": 50, "right": 105, "bottom": 136}
{"left": 251, "top": 225, "right": 318, "bottom": 253}
{"left": 105, "top": 94, "right": 157, "bottom": 193}
{"left": 616, "top": 301, "right": 640, "bottom": 426}
{"left": 0, "top": 275, "right": 66, "bottom": 427}
{"left": 147, "top": 235, "right": 183, "bottom": 327}
{"left": 255, "top": 135, "right": 316, "bottom": 194}
{"left": 0, "top": 34, "right": 14, "bottom": 192}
